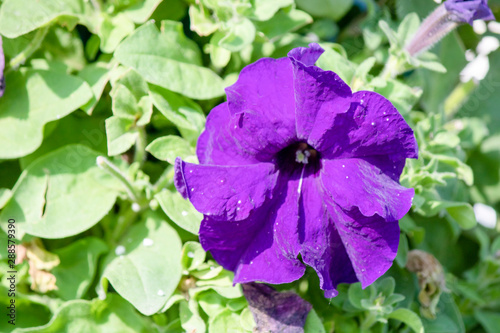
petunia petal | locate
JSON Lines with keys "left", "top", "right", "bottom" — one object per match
{"left": 200, "top": 215, "right": 305, "bottom": 284}
{"left": 321, "top": 158, "right": 414, "bottom": 221}
{"left": 298, "top": 176, "right": 358, "bottom": 296}
{"left": 290, "top": 55, "right": 352, "bottom": 146}
{"left": 234, "top": 218, "right": 306, "bottom": 285}
{"left": 225, "top": 57, "right": 297, "bottom": 141}
{"left": 361, "top": 154, "right": 407, "bottom": 182}
{"left": 287, "top": 42, "right": 324, "bottom": 66}
{"left": 320, "top": 91, "right": 417, "bottom": 160}
{"left": 328, "top": 204, "right": 400, "bottom": 288}
{"left": 199, "top": 173, "right": 306, "bottom": 284}
{"left": 197, "top": 102, "right": 259, "bottom": 166}
{"left": 174, "top": 159, "right": 278, "bottom": 221}
{"left": 235, "top": 172, "right": 305, "bottom": 284}
{"left": 229, "top": 110, "right": 292, "bottom": 162}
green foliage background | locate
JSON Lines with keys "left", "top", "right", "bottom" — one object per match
{"left": 0, "top": 0, "right": 500, "bottom": 332}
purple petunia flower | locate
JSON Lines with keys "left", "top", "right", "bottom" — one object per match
{"left": 406, "top": 0, "right": 495, "bottom": 56}
{"left": 445, "top": 0, "right": 495, "bottom": 25}
{"left": 174, "top": 44, "right": 417, "bottom": 297}
{"left": 0, "top": 36, "right": 5, "bottom": 98}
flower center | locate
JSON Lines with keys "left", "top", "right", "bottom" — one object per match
{"left": 276, "top": 142, "right": 320, "bottom": 174}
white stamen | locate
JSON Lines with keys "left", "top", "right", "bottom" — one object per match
{"left": 297, "top": 166, "right": 306, "bottom": 195}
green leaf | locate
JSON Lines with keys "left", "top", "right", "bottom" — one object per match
{"left": 388, "top": 308, "right": 424, "bottom": 333}
{"left": 198, "top": 291, "right": 227, "bottom": 318}
{"left": 0, "top": 189, "right": 12, "bottom": 210}
{"left": 227, "top": 298, "right": 248, "bottom": 312}
{"left": 0, "top": 70, "right": 93, "bottom": 159}
{"left": 180, "top": 299, "right": 207, "bottom": 333}
{"left": 296, "top": 0, "right": 353, "bottom": 21}
{"left": 0, "top": 145, "right": 120, "bottom": 239}
{"left": 115, "top": 21, "right": 225, "bottom": 99}
{"left": 0, "top": 0, "right": 86, "bottom": 38}
{"left": 252, "top": 0, "right": 293, "bottom": 21}
{"left": 209, "top": 33, "right": 232, "bottom": 68}
{"left": 105, "top": 116, "right": 138, "bottom": 156}
{"left": 189, "top": 5, "right": 219, "bottom": 36}
{"left": 20, "top": 114, "right": 108, "bottom": 169}
{"left": 378, "top": 20, "right": 399, "bottom": 47}
{"left": 240, "top": 308, "right": 256, "bottom": 331}
{"left": 219, "top": 18, "right": 256, "bottom": 52}
{"left": 475, "top": 310, "right": 500, "bottom": 333}
{"left": 412, "top": 52, "right": 447, "bottom": 73}
{"left": 111, "top": 69, "right": 152, "bottom": 124}
{"left": 122, "top": 0, "right": 163, "bottom": 23}
{"left": 395, "top": 233, "right": 409, "bottom": 267}
{"left": 316, "top": 44, "right": 355, "bottom": 85}
{"left": 209, "top": 309, "right": 246, "bottom": 333}
{"left": 155, "top": 189, "right": 203, "bottom": 234}
{"left": 431, "top": 154, "right": 473, "bottom": 186}
{"left": 304, "top": 309, "right": 326, "bottom": 333}
{"left": 149, "top": 84, "right": 205, "bottom": 134}
{"left": 374, "top": 78, "right": 421, "bottom": 114}
{"left": 421, "top": 293, "right": 464, "bottom": 333}
{"left": 430, "top": 132, "right": 460, "bottom": 149}
{"left": 181, "top": 241, "right": 206, "bottom": 271}
{"left": 101, "top": 213, "right": 182, "bottom": 315}
{"left": 78, "top": 63, "right": 111, "bottom": 115}
{"left": 190, "top": 261, "right": 224, "bottom": 280}
{"left": 195, "top": 271, "right": 243, "bottom": 299}
{"left": 98, "top": 14, "right": 135, "bottom": 54}
{"left": 105, "top": 68, "right": 152, "bottom": 156}
{"left": 348, "top": 283, "right": 375, "bottom": 310}
{"left": 396, "top": 0, "right": 436, "bottom": 20}
{"left": 146, "top": 135, "right": 196, "bottom": 165}
{"left": 446, "top": 203, "right": 477, "bottom": 230}
{"left": 12, "top": 294, "right": 154, "bottom": 332}
{"left": 376, "top": 277, "right": 396, "bottom": 298}
{"left": 256, "top": 9, "right": 313, "bottom": 40}
{"left": 52, "top": 237, "right": 108, "bottom": 300}
{"left": 396, "top": 13, "right": 420, "bottom": 47}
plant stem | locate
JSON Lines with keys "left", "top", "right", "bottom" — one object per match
{"left": 111, "top": 206, "right": 138, "bottom": 244}
{"left": 134, "top": 126, "right": 147, "bottom": 167}
{"left": 96, "top": 156, "right": 139, "bottom": 202}
{"left": 153, "top": 166, "right": 175, "bottom": 194}
{"left": 360, "top": 311, "right": 378, "bottom": 330}
{"left": 8, "top": 25, "right": 50, "bottom": 71}
{"left": 380, "top": 53, "right": 401, "bottom": 80}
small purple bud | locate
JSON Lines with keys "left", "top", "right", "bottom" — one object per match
{"left": 0, "top": 36, "right": 5, "bottom": 98}
{"left": 242, "top": 283, "right": 312, "bottom": 332}
{"left": 445, "top": 0, "right": 495, "bottom": 25}
{"left": 406, "top": 0, "right": 495, "bottom": 57}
